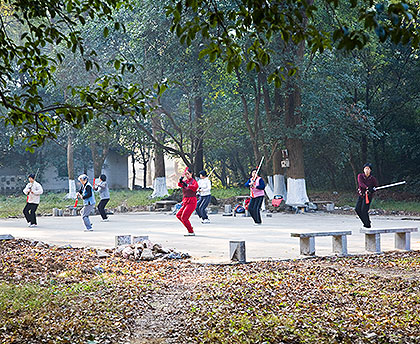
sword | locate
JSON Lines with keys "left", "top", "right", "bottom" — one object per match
{"left": 256, "top": 156, "right": 264, "bottom": 175}
{"left": 374, "top": 181, "right": 406, "bottom": 191}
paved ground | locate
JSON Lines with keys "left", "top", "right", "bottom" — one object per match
{"left": 1, "top": 211, "right": 419, "bottom": 263}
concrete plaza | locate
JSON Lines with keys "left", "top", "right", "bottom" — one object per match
{"left": 1, "top": 211, "right": 419, "bottom": 263}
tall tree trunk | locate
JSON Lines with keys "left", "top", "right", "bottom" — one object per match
{"left": 143, "top": 162, "right": 147, "bottom": 189}
{"left": 66, "top": 131, "right": 76, "bottom": 198}
{"left": 131, "top": 153, "right": 136, "bottom": 189}
{"left": 194, "top": 96, "right": 204, "bottom": 174}
{"left": 361, "top": 135, "right": 368, "bottom": 165}
{"left": 283, "top": 6, "right": 310, "bottom": 206}
{"left": 349, "top": 151, "right": 358, "bottom": 190}
{"left": 151, "top": 113, "right": 168, "bottom": 198}
{"left": 90, "top": 141, "right": 109, "bottom": 179}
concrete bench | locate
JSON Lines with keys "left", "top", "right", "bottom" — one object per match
{"left": 155, "top": 200, "right": 177, "bottom": 211}
{"left": 360, "top": 227, "right": 418, "bottom": 253}
{"left": 312, "top": 201, "right": 335, "bottom": 211}
{"left": 291, "top": 231, "right": 352, "bottom": 256}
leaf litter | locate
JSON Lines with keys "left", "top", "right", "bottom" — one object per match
{"left": 1, "top": 239, "right": 419, "bottom": 343}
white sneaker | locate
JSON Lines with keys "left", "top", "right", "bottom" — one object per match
{"left": 101, "top": 218, "right": 109, "bottom": 222}
{"left": 184, "top": 232, "right": 196, "bottom": 236}
{"left": 29, "top": 224, "right": 37, "bottom": 228}
{"left": 27, "top": 223, "right": 32, "bottom": 227}
{"left": 202, "top": 219, "right": 210, "bottom": 224}
{"left": 84, "top": 228, "right": 93, "bottom": 232}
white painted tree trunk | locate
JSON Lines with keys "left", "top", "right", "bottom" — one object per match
{"left": 265, "top": 174, "right": 287, "bottom": 200}
{"left": 285, "top": 178, "right": 309, "bottom": 207}
{"left": 151, "top": 177, "right": 169, "bottom": 198}
{"left": 66, "top": 179, "right": 77, "bottom": 199}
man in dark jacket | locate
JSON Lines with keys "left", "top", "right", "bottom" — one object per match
{"left": 355, "top": 163, "right": 378, "bottom": 228}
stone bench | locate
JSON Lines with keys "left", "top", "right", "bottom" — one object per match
{"left": 155, "top": 200, "right": 178, "bottom": 211}
{"left": 360, "top": 227, "right": 418, "bottom": 253}
{"left": 291, "top": 231, "right": 352, "bottom": 256}
{"left": 312, "top": 201, "right": 335, "bottom": 211}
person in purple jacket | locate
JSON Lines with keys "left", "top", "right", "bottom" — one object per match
{"left": 245, "top": 168, "right": 266, "bottom": 225}
{"left": 355, "top": 163, "right": 378, "bottom": 228}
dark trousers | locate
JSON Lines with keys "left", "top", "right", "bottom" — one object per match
{"left": 23, "top": 203, "right": 39, "bottom": 225}
{"left": 196, "top": 195, "right": 211, "bottom": 220}
{"left": 97, "top": 199, "right": 110, "bottom": 220}
{"left": 248, "top": 196, "right": 264, "bottom": 224}
{"left": 355, "top": 195, "right": 372, "bottom": 228}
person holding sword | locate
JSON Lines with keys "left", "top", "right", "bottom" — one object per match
{"left": 76, "top": 174, "right": 96, "bottom": 232}
{"left": 245, "top": 159, "right": 266, "bottom": 225}
{"left": 23, "top": 173, "right": 43, "bottom": 227}
{"left": 176, "top": 167, "right": 198, "bottom": 236}
{"left": 355, "top": 163, "right": 378, "bottom": 228}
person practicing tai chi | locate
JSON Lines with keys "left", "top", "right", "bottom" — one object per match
{"left": 196, "top": 170, "right": 212, "bottom": 224}
{"left": 23, "top": 173, "right": 43, "bottom": 227}
{"left": 355, "top": 163, "right": 378, "bottom": 228}
{"left": 94, "top": 174, "right": 110, "bottom": 222}
{"left": 76, "top": 174, "right": 96, "bottom": 232}
{"left": 245, "top": 168, "right": 265, "bottom": 225}
{"left": 176, "top": 167, "right": 198, "bottom": 236}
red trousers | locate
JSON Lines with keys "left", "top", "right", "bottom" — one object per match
{"left": 176, "top": 197, "right": 197, "bottom": 233}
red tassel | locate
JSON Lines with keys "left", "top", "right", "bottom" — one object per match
{"left": 74, "top": 198, "right": 78, "bottom": 207}
{"left": 365, "top": 191, "right": 370, "bottom": 204}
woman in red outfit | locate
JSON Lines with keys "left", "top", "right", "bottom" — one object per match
{"left": 176, "top": 168, "right": 198, "bottom": 236}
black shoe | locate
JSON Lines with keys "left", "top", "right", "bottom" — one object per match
{"left": 363, "top": 224, "right": 371, "bottom": 228}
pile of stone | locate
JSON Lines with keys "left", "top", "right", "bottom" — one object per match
{"left": 105, "top": 235, "right": 190, "bottom": 261}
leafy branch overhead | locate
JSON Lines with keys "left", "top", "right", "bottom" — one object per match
{"left": 166, "top": 0, "right": 419, "bottom": 85}
{"left": 0, "top": 0, "right": 152, "bottom": 149}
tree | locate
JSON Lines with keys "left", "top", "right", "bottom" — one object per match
{"left": 0, "top": 0, "right": 151, "bottom": 147}
{"left": 166, "top": 0, "right": 419, "bottom": 203}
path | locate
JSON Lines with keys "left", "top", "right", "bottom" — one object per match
{"left": 1, "top": 212, "right": 419, "bottom": 262}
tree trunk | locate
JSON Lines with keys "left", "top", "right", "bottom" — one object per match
{"left": 143, "top": 162, "right": 147, "bottom": 189}
{"left": 349, "top": 152, "right": 358, "bottom": 190}
{"left": 194, "top": 96, "right": 204, "bottom": 174}
{"left": 66, "top": 131, "right": 76, "bottom": 199}
{"left": 361, "top": 135, "right": 368, "bottom": 165}
{"left": 284, "top": 41, "right": 309, "bottom": 206}
{"left": 131, "top": 153, "right": 136, "bottom": 189}
{"left": 90, "top": 141, "right": 109, "bottom": 179}
{"left": 151, "top": 113, "right": 168, "bottom": 198}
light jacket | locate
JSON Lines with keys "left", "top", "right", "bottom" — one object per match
{"left": 23, "top": 181, "right": 43, "bottom": 204}
{"left": 94, "top": 180, "right": 110, "bottom": 200}
{"left": 197, "top": 178, "right": 211, "bottom": 196}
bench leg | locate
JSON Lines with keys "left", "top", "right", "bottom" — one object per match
{"left": 300, "top": 237, "right": 315, "bottom": 256}
{"left": 332, "top": 235, "right": 348, "bottom": 256}
{"left": 395, "top": 232, "right": 411, "bottom": 251}
{"left": 365, "top": 234, "right": 381, "bottom": 253}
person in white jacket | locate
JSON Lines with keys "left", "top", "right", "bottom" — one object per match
{"left": 196, "top": 170, "right": 212, "bottom": 224}
{"left": 23, "top": 173, "right": 44, "bottom": 227}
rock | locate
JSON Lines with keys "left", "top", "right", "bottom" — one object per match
{"left": 122, "top": 246, "right": 134, "bottom": 259}
{"left": 116, "top": 205, "right": 128, "bottom": 213}
{"left": 97, "top": 250, "right": 110, "bottom": 258}
{"left": 115, "top": 245, "right": 129, "bottom": 256}
{"left": 59, "top": 244, "right": 73, "bottom": 249}
{"left": 35, "top": 241, "right": 49, "bottom": 249}
{"left": 140, "top": 248, "right": 154, "bottom": 261}
{"left": 115, "top": 234, "right": 131, "bottom": 247}
{"left": 142, "top": 239, "right": 154, "bottom": 249}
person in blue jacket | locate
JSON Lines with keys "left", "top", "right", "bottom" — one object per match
{"left": 76, "top": 174, "right": 96, "bottom": 232}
